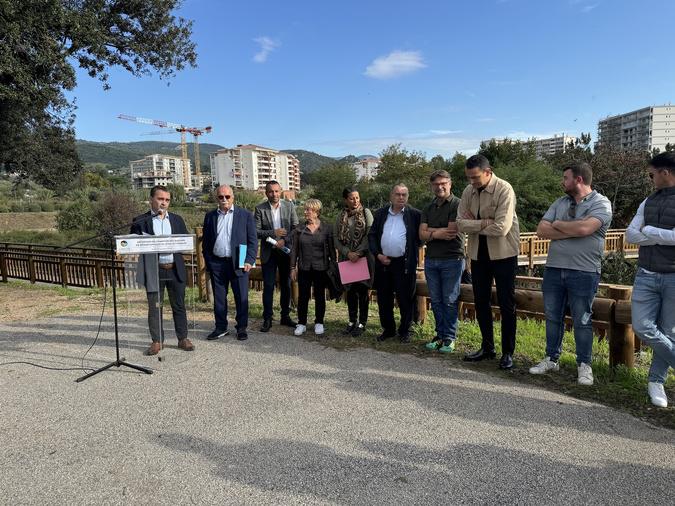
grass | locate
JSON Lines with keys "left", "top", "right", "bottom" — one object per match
{"left": 3, "top": 280, "right": 674, "bottom": 429}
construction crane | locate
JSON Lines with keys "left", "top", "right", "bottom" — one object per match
{"left": 118, "top": 114, "right": 212, "bottom": 188}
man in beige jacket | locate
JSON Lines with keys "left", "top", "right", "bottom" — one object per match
{"left": 457, "top": 154, "right": 520, "bottom": 369}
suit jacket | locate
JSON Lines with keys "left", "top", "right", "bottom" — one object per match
{"left": 130, "top": 211, "right": 189, "bottom": 292}
{"left": 255, "top": 199, "right": 299, "bottom": 264}
{"left": 202, "top": 206, "right": 258, "bottom": 276}
{"left": 368, "top": 205, "right": 422, "bottom": 277}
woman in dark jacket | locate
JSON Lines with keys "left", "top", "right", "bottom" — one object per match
{"left": 290, "top": 198, "right": 334, "bottom": 336}
{"left": 334, "top": 187, "right": 374, "bottom": 336}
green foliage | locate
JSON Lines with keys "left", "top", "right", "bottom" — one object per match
{"left": 600, "top": 253, "right": 638, "bottom": 285}
{"left": 497, "top": 161, "right": 563, "bottom": 231}
{"left": 479, "top": 138, "right": 537, "bottom": 167}
{"left": 233, "top": 189, "right": 265, "bottom": 212}
{"left": 1, "top": 0, "right": 197, "bottom": 191}
{"left": 57, "top": 199, "right": 95, "bottom": 231}
{"left": 305, "top": 162, "right": 357, "bottom": 209}
{"left": 166, "top": 183, "right": 186, "bottom": 206}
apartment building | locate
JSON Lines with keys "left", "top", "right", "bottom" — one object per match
{"left": 351, "top": 157, "right": 381, "bottom": 180}
{"left": 597, "top": 104, "right": 674, "bottom": 152}
{"left": 210, "top": 144, "right": 301, "bottom": 192}
{"left": 130, "top": 154, "right": 192, "bottom": 190}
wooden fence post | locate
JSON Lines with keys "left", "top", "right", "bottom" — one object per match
{"left": 608, "top": 286, "right": 634, "bottom": 368}
{"left": 194, "top": 227, "right": 209, "bottom": 302}
{"left": 95, "top": 260, "right": 104, "bottom": 288}
{"left": 59, "top": 257, "right": 68, "bottom": 288}
{"left": 0, "top": 251, "right": 7, "bottom": 283}
{"left": 28, "top": 253, "right": 36, "bottom": 284}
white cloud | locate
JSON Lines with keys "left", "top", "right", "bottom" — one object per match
{"left": 253, "top": 36, "right": 279, "bottom": 63}
{"left": 364, "top": 50, "right": 427, "bottom": 79}
{"left": 476, "top": 118, "right": 496, "bottom": 123}
{"left": 581, "top": 3, "right": 598, "bottom": 13}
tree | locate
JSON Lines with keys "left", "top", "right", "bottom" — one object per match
{"left": 305, "top": 162, "right": 357, "bottom": 209}
{"left": 478, "top": 138, "right": 537, "bottom": 168}
{"left": 0, "top": 0, "right": 197, "bottom": 192}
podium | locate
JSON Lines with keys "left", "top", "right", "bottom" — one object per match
{"left": 76, "top": 233, "right": 195, "bottom": 382}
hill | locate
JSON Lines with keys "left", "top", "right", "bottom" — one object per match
{"left": 281, "top": 149, "right": 341, "bottom": 175}
{"left": 76, "top": 140, "right": 225, "bottom": 172}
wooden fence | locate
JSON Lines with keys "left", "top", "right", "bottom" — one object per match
{"left": 1, "top": 230, "right": 639, "bottom": 368}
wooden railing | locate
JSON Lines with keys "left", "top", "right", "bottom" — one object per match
{"left": 0, "top": 231, "right": 640, "bottom": 369}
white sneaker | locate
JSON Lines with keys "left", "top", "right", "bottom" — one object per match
{"left": 648, "top": 382, "right": 668, "bottom": 408}
{"left": 577, "top": 362, "right": 594, "bottom": 386}
{"left": 294, "top": 324, "right": 306, "bottom": 336}
{"left": 314, "top": 323, "right": 325, "bottom": 335}
{"left": 529, "top": 357, "right": 560, "bottom": 375}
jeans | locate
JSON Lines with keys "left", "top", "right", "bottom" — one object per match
{"left": 542, "top": 267, "right": 600, "bottom": 365}
{"left": 425, "top": 257, "right": 464, "bottom": 342}
{"left": 632, "top": 269, "right": 675, "bottom": 384}
{"left": 471, "top": 256, "right": 518, "bottom": 355}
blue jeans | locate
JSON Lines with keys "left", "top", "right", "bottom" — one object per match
{"left": 542, "top": 267, "right": 600, "bottom": 365}
{"left": 424, "top": 257, "right": 464, "bottom": 342}
{"left": 632, "top": 269, "right": 675, "bottom": 384}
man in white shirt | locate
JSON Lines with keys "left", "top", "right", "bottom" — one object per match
{"left": 626, "top": 152, "right": 675, "bottom": 408}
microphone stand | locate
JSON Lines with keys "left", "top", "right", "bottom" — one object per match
{"left": 59, "top": 213, "right": 160, "bottom": 382}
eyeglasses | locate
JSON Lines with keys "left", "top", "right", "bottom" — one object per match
{"left": 217, "top": 195, "right": 232, "bottom": 200}
{"left": 568, "top": 201, "right": 577, "bottom": 219}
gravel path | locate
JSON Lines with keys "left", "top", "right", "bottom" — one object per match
{"left": 1, "top": 314, "right": 673, "bottom": 505}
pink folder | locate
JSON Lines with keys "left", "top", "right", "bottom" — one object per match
{"left": 338, "top": 257, "right": 370, "bottom": 284}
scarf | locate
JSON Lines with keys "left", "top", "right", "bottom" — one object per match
{"left": 337, "top": 205, "right": 367, "bottom": 251}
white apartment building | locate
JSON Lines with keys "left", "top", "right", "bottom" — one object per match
{"left": 130, "top": 154, "right": 192, "bottom": 190}
{"left": 597, "top": 104, "right": 674, "bottom": 152}
{"left": 351, "top": 157, "right": 380, "bottom": 180}
{"left": 210, "top": 144, "right": 301, "bottom": 192}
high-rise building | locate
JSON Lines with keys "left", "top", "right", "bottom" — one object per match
{"left": 351, "top": 157, "right": 380, "bottom": 180}
{"left": 130, "top": 154, "right": 192, "bottom": 190}
{"left": 210, "top": 144, "right": 301, "bottom": 192}
{"left": 597, "top": 104, "right": 674, "bottom": 152}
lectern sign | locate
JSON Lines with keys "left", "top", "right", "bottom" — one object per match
{"left": 115, "top": 234, "right": 196, "bottom": 255}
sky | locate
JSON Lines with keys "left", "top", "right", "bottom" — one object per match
{"left": 70, "top": 0, "right": 675, "bottom": 158}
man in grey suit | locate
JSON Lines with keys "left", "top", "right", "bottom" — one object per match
{"left": 255, "top": 180, "right": 300, "bottom": 332}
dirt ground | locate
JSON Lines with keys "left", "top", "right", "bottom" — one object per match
{"left": 0, "top": 212, "right": 57, "bottom": 232}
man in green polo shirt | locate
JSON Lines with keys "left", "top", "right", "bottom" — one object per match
{"left": 419, "top": 170, "right": 465, "bottom": 352}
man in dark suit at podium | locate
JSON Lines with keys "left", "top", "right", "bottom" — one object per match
{"left": 130, "top": 185, "right": 194, "bottom": 356}
{"left": 202, "top": 184, "right": 258, "bottom": 341}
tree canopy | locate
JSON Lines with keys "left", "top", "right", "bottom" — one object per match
{"left": 0, "top": 0, "right": 197, "bottom": 193}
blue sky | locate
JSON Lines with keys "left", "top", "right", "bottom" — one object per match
{"left": 70, "top": 0, "right": 675, "bottom": 158}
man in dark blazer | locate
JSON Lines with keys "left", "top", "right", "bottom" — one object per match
{"left": 130, "top": 185, "right": 194, "bottom": 356}
{"left": 202, "top": 184, "right": 258, "bottom": 340}
{"left": 255, "top": 180, "right": 299, "bottom": 332}
{"left": 368, "top": 184, "right": 422, "bottom": 342}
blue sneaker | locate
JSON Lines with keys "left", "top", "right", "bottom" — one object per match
{"left": 438, "top": 341, "right": 455, "bottom": 353}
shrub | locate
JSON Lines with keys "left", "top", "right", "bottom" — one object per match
{"left": 10, "top": 201, "right": 24, "bottom": 212}
{"left": 27, "top": 203, "right": 42, "bottom": 212}
{"left": 40, "top": 202, "right": 55, "bottom": 212}
{"left": 57, "top": 199, "right": 94, "bottom": 231}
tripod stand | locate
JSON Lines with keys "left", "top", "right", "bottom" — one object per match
{"left": 75, "top": 230, "right": 153, "bottom": 382}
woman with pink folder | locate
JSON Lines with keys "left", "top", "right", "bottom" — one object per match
{"left": 334, "top": 187, "right": 374, "bottom": 337}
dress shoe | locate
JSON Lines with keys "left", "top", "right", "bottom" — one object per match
{"left": 463, "top": 348, "right": 496, "bottom": 362}
{"left": 399, "top": 334, "right": 411, "bottom": 343}
{"left": 342, "top": 322, "right": 356, "bottom": 335}
{"left": 206, "top": 328, "right": 229, "bottom": 340}
{"left": 351, "top": 323, "right": 365, "bottom": 337}
{"left": 376, "top": 331, "right": 396, "bottom": 342}
{"left": 177, "top": 338, "right": 195, "bottom": 351}
{"left": 260, "top": 319, "right": 272, "bottom": 332}
{"left": 499, "top": 353, "right": 513, "bottom": 370}
{"left": 146, "top": 342, "right": 161, "bottom": 355}
{"left": 237, "top": 330, "right": 248, "bottom": 341}
{"left": 280, "top": 317, "right": 297, "bottom": 327}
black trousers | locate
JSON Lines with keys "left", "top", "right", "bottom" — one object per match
{"left": 146, "top": 267, "right": 188, "bottom": 343}
{"left": 375, "top": 257, "right": 417, "bottom": 337}
{"left": 297, "top": 269, "right": 328, "bottom": 325}
{"left": 346, "top": 284, "right": 370, "bottom": 325}
{"left": 471, "top": 256, "right": 518, "bottom": 355}
{"left": 262, "top": 249, "right": 292, "bottom": 320}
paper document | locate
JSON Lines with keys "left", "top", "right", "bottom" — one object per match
{"left": 338, "top": 257, "right": 370, "bottom": 284}
{"left": 238, "top": 244, "right": 247, "bottom": 268}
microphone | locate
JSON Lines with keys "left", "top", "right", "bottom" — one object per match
{"left": 266, "top": 236, "right": 290, "bottom": 254}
